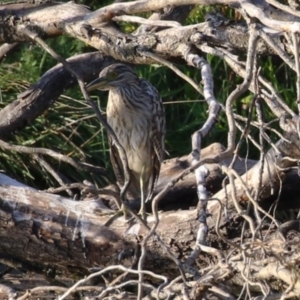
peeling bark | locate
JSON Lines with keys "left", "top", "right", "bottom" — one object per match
{"left": 0, "top": 175, "right": 197, "bottom": 278}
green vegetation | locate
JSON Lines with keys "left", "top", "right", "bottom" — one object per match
{"left": 0, "top": 2, "right": 297, "bottom": 190}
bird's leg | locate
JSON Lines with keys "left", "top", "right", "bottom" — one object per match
{"left": 120, "top": 203, "right": 130, "bottom": 220}
{"left": 138, "top": 165, "right": 147, "bottom": 221}
{"left": 104, "top": 182, "right": 132, "bottom": 227}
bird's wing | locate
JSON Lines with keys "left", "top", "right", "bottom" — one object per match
{"left": 110, "top": 136, "right": 142, "bottom": 199}
{"left": 109, "top": 137, "right": 125, "bottom": 188}
{"left": 146, "top": 85, "right": 166, "bottom": 201}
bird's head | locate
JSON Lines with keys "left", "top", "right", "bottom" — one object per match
{"left": 86, "top": 63, "right": 138, "bottom": 91}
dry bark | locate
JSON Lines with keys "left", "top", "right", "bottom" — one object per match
{"left": 0, "top": 172, "right": 195, "bottom": 277}
{"left": 0, "top": 1, "right": 286, "bottom": 59}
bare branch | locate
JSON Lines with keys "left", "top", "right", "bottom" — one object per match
{"left": 113, "top": 15, "right": 182, "bottom": 27}
{"left": 0, "top": 139, "right": 106, "bottom": 175}
{"left": 0, "top": 42, "right": 18, "bottom": 61}
{"left": 0, "top": 52, "right": 118, "bottom": 138}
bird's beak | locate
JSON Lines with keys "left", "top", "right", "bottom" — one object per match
{"left": 86, "top": 77, "right": 109, "bottom": 91}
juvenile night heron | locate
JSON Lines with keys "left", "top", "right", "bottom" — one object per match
{"left": 86, "top": 63, "right": 165, "bottom": 219}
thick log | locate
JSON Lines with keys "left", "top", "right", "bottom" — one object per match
{"left": 0, "top": 1, "right": 285, "bottom": 57}
{"left": 0, "top": 172, "right": 198, "bottom": 278}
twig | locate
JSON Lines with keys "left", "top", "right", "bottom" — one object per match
{"left": 222, "top": 24, "right": 259, "bottom": 158}
{"left": 0, "top": 139, "right": 106, "bottom": 175}
{"left": 212, "top": 197, "right": 240, "bottom": 249}
{"left": 85, "top": 0, "right": 217, "bottom": 25}
{"left": 182, "top": 50, "right": 221, "bottom": 265}
{"left": 141, "top": 50, "right": 203, "bottom": 96}
{"left": 113, "top": 15, "right": 181, "bottom": 27}
{"left": 229, "top": 93, "right": 257, "bottom": 169}
{"left": 259, "top": 78, "right": 295, "bottom": 118}
{"left": 235, "top": 121, "right": 262, "bottom": 154}
{"left": 265, "top": 0, "right": 300, "bottom": 18}
{"left": 98, "top": 280, "right": 155, "bottom": 299}
{"left": 222, "top": 49, "right": 294, "bottom": 118}
{"left": 234, "top": 114, "right": 290, "bottom": 143}
{"left": 33, "top": 154, "right": 73, "bottom": 197}
{"left": 222, "top": 166, "right": 280, "bottom": 227}
{"left": 292, "top": 32, "right": 300, "bottom": 114}
{"left": 55, "top": 129, "right": 86, "bottom": 158}
{"left": 200, "top": 31, "right": 296, "bottom": 118}
{"left": 226, "top": 167, "right": 256, "bottom": 235}
{"left": 17, "top": 285, "right": 103, "bottom": 300}
{"left": 107, "top": 244, "right": 141, "bottom": 290}
{"left": 240, "top": 1, "right": 300, "bottom": 33}
{"left": 184, "top": 52, "right": 221, "bottom": 160}
{"left": 0, "top": 42, "right": 18, "bottom": 61}
{"left": 58, "top": 265, "right": 168, "bottom": 300}
{"left": 259, "top": 29, "right": 295, "bottom": 71}
{"left": 285, "top": 32, "right": 295, "bottom": 54}
{"left": 253, "top": 95, "right": 266, "bottom": 224}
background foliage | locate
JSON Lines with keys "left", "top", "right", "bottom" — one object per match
{"left": 0, "top": 0, "right": 296, "bottom": 190}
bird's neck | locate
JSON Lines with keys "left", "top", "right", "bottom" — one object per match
{"left": 110, "top": 83, "right": 143, "bottom": 108}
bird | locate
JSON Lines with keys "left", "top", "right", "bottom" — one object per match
{"left": 86, "top": 63, "right": 165, "bottom": 219}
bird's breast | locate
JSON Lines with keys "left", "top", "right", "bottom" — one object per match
{"left": 107, "top": 91, "right": 153, "bottom": 178}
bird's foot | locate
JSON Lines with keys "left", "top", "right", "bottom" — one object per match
{"left": 104, "top": 204, "right": 131, "bottom": 227}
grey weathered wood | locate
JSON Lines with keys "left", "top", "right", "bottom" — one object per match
{"left": 0, "top": 178, "right": 197, "bottom": 278}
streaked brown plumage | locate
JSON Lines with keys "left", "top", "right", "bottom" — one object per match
{"left": 86, "top": 63, "right": 165, "bottom": 214}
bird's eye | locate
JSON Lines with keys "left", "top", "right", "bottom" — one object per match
{"left": 110, "top": 72, "right": 118, "bottom": 78}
